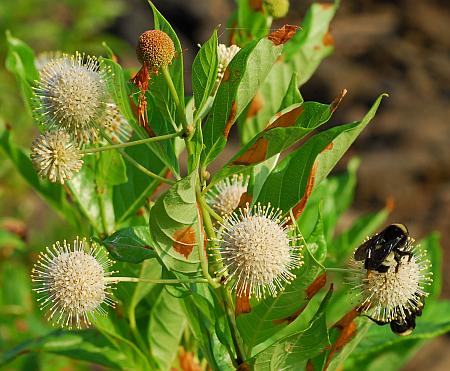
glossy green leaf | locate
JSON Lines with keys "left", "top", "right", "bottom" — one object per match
{"left": 421, "top": 233, "right": 442, "bottom": 300}
{"left": 298, "top": 157, "right": 360, "bottom": 242}
{"left": 100, "top": 58, "right": 135, "bottom": 124}
{"left": 0, "top": 330, "right": 126, "bottom": 368}
{"left": 256, "top": 94, "right": 386, "bottom": 212}
{"left": 209, "top": 99, "right": 338, "bottom": 189}
{"left": 148, "top": 174, "right": 202, "bottom": 274}
{"left": 192, "top": 29, "right": 218, "bottom": 116}
{"left": 103, "top": 226, "right": 157, "bottom": 263}
{"left": 344, "top": 300, "right": 450, "bottom": 371}
{"left": 67, "top": 155, "right": 105, "bottom": 233}
{"left": 98, "top": 150, "right": 127, "bottom": 186}
{"left": 113, "top": 144, "right": 166, "bottom": 225}
{"left": 148, "top": 288, "right": 186, "bottom": 370}
{"left": 239, "top": 61, "right": 295, "bottom": 144}
{"left": 253, "top": 286, "right": 332, "bottom": 370}
{"left": 5, "top": 31, "right": 38, "bottom": 114}
{"left": 94, "top": 314, "right": 152, "bottom": 370}
{"left": 284, "top": 2, "right": 338, "bottom": 85}
{"left": 202, "top": 35, "right": 284, "bottom": 166}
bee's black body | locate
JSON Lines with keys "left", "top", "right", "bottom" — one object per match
{"left": 354, "top": 224, "right": 413, "bottom": 273}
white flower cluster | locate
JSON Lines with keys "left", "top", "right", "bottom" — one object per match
{"left": 215, "top": 202, "right": 303, "bottom": 299}
{"left": 31, "top": 237, "right": 116, "bottom": 329}
{"left": 30, "top": 52, "right": 132, "bottom": 184}
{"left": 351, "top": 241, "right": 432, "bottom": 331}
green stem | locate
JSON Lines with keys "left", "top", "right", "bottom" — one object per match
{"left": 129, "top": 312, "right": 149, "bottom": 354}
{"left": 219, "top": 287, "right": 245, "bottom": 365}
{"left": 105, "top": 277, "right": 209, "bottom": 284}
{"left": 204, "top": 202, "right": 224, "bottom": 223}
{"left": 161, "top": 67, "right": 188, "bottom": 128}
{"left": 99, "top": 128, "right": 175, "bottom": 185}
{"left": 120, "top": 150, "right": 175, "bottom": 185}
{"left": 290, "top": 209, "right": 326, "bottom": 270}
{"left": 79, "top": 132, "right": 180, "bottom": 154}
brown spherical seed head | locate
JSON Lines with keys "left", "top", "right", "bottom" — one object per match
{"left": 136, "top": 30, "right": 175, "bottom": 69}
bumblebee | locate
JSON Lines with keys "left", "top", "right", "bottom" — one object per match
{"left": 354, "top": 224, "right": 413, "bottom": 273}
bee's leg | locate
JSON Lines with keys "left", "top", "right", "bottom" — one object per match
{"left": 394, "top": 254, "right": 402, "bottom": 273}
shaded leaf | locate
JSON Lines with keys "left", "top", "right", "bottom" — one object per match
{"left": 283, "top": 2, "right": 338, "bottom": 85}
{"left": 256, "top": 95, "right": 386, "bottom": 213}
{"left": 148, "top": 288, "right": 187, "bottom": 370}
{"left": 192, "top": 29, "right": 219, "bottom": 116}
{"left": 103, "top": 226, "right": 157, "bottom": 263}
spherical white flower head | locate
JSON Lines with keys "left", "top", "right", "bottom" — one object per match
{"left": 30, "top": 130, "right": 83, "bottom": 184}
{"left": 34, "top": 52, "right": 110, "bottom": 143}
{"left": 31, "top": 237, "right": 116, "bottom": 329}
{"left": 215, "top": 203, "right": 303, "bottom": 299}
{"left": 217, "top": 44, "right": 241, "bottom": 82}
{"left": 352, "top": 245, "right": 432, "bottom": 323}
{"left": 207, "top": 174, "right": 249, "bottom": 216}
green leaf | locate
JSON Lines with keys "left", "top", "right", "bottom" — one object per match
{"left": 67, "top": 155, "right": 104, "bottom": 233}
{"left": 113, "top": 143, "right": 166, "bottom": 225}
{"left": 283, "top": 2, "right": 338, "bottom": 85}
{"left": 256, "top": 94, "right": 386, "bottom": 212}
{"left": 192, "top": 29, "right": 218, "bottom": 116}
{"left": 202, "top": 36, "right": 284, "bottom": 166}
{"left": 298, "top": 157, "right": 360, "bottom": 242}
{"left": 344, "top": 299, "right": 450, "bottom": 370}
{"left": 148, "top": 288, "right": 186, "bottom": 370}
{"left": 0, "top": 128, "right": 78, "bottom": 227}
{"left": 181, "top": 294, "right": 234, "bottom": 370}
{"left": 5, "top": 31, "right": 39, "bottom": 82}
{"left": 278, "top": 72, "right": 303, "bottom": 110}
{"left": 148, "top": 174, "right": 202, "bottom": 274}
{"left": 235, "top": 0, "right": 271, "bottom": 43}
{"left": 98, "top": 150, "right": 127, "bottom": 186}
{"left": 420, "top": 233, "right": 442, "bottom": 300}
{"left": 100, "top": 58, "right": 135, "bottom": 124}
{"left": 252, "top": 287, "right": 332, "bottom": 370}
{"left": 103, "top": 226, "right": 157, "bottom": 263}
{"left": 93, "top": 314, "right": 152, "bottom": 370}
{"left": 238, "top": 61, "right": 295, "bottom": 144}
{"left": 209, "top": 99, "right": 337, "bottom": 189}
{"left": 237, "top": 216, "right": 327, "bottom": 352}
{"left": 0, "top": 330, "right": 126, "bottom": 368}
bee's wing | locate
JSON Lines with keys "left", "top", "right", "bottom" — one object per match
{"left": 354, "top": 240, "right": 371, "bottom": 261}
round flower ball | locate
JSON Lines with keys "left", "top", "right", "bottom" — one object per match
{"left": 352, "top": 246, "right": 432, "bottom": 324}
{"left": 136, "top": 30, "right": 175, "bottom": 70}
{"left": 215, "top": 203, "right": 302, "bottom": 299}
{"left": 34, "top": 52, "right": 111, "bottom": 143}
{"left": 207, "top": 174, "right": 248, "bottom": 216}
{"left": 31, "top": 237, "right": 116, "bottom": 329}
{"left": 30, "top": 130, "right": 83, "bottom": 184}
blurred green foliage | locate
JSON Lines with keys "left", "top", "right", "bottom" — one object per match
{"left": 0, "top": 0, "right": 128, "bottom": 369}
